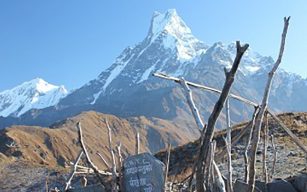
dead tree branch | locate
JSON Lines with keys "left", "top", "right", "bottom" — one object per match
{"left": 77, "top": 122, "right": 106, "bottom": 188}
{"left": 164, "top": 143, "right": 171, "bottom": 190}
{"left": 244, "top": 107, "right": 260, "bottom": 183}
{"left": 195, "top": 41, "right": 249, "bottom": 192}
{"left": 178, "top": 77, "right": 224, "bottom": 191}
{"left": 225, "top": 98, "right": 233, "bottom": 192}
{"left": 247, "top": 17, "right": 290, "bottom": 192}
{"left": 96, "top": 152, "right": 111, "bottom": 170}
{"left": 262, "top": 112, "right": 269, "bottom": 184}
{"left": 269, "top": 134, "right": 277, "bottom": 181}
{"left": 135, "top": 131, "right": 140, "bottom": 155}
{"left": 65, "top": 151, "right": 84, "bottom": 191}
{"left": 153, "top": 72, "right": 257, "bottom": 107}
{"left": 179, "top": 77, "right": 204, "bottom": 131}
{"left": 105, "top": 119, "right": 118, "bottom": 192}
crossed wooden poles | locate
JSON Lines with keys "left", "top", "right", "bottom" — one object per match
{"left": 152, "top": 17, "right": 306, "bottom": 192}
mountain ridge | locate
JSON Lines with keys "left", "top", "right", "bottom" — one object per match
{"left": 0, "top": 9, "right": 306, "bottom": 131}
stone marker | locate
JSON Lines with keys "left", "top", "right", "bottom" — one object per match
{"left": 122, "top": 152, "right": 165, "bottom": 192}
{"left": 293, "top": 173, "right": 307, "bottom": 192}
{"left": 233, "top": 180, "right": 261, "bottom": 192}
{"left": 267, "top": 179, "right": 297, "bottom": 192}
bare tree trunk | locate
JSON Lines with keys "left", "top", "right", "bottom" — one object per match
{"left": 116, "top": 142, "right": 123, "bottom": 170}
{"left": 269, "top": 135, "right": 277, "bottom": 181}
{"left": 262, "top": 112, "right": 268, "bottom": 185}
{"left": 247, "top": 17, "right": 290, "bottom": 192}
{"left": 135, "top": 131, "right": 140, "bottom": 155}
{"left": 164, "top": 143, "right": 171, "bottom": 190}
{"left": 106, "top": 119, "right": 118, "bottom": 192}
{"left": 116, "top": 142, "right": 123, "bottom": 191}
{"left": 65, "top": 151, "right": 83, "bottom": 191}
{"left": 179, "top": 77, "right": 225, "bottom": 192}
{"left": 205, "top": 141, "right": 215, "bottom": 190}
{"left": 244, "top": 107, "right": 260, "bottom": 183}
{"left": 224, "top": 99, "right": 233, "bottom": 192}
{"left": 195, "top": 41, "right": 249, "bottom": 192}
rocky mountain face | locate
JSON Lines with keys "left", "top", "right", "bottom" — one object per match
{"left": 0, "top": 78, "right": 67, "bottom": 118}
{"left": 1, "top": 9, "right": 307, "bottom": 131}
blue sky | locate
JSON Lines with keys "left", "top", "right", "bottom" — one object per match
{"left": 1, "top": 1, "right": 307, "bottom": 91}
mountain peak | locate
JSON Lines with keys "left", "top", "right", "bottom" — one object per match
{"left": 0, "top": 78, "right": 68, "bottom": 117}
{"left": 148, "top": 9, "right": 192, "bottom": 42}
{"left": 145, "top": 9, "right": 207, "bottom": 62}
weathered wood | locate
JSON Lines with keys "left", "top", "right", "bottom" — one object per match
{"left": 248, "top": 17, "right": 290, "bottom": 192}
{"left": 105, "top": 119, "right": 118, "bottom": 192}
{"left": 269, "top": 135, "right": 277, "bottom": 182}
{"left": 225, "top": 98, "right": 233, "bottom": 192}
{"left": 204, "top": 141, "right": 215, "bottom": 190}
{"left": 153, "top": 72, "right": 258, "bottom": 107}
{"left": 195, "top": 41, "right": 249, "bottom": 192}
{"left": 116, "top": 143, "right": 123, "bottom": 169}
{"left": 135, "top": 131, "right": 140, "bottom": 155}
{"left": 178, "top": 77, "right": 224, "bottom": 191}
{"left": 164, "top": 143, "right": 171, "bottom": 190}
{"left": 268, "top": 110, "right": 307, "bottom": 155}
{"left": 77, "top": 122, "right": 106, "bottom": 188}
{"left": 96, "top": 152, "right": 111, "bottom": 170}
{"left": 69, "top": 163, "right": 113, "bottom": 175}
{"left": 179, "top": 77, "right": 204, "bottom": 131}
{"left": 65, "top": 151, "right": 84, "bottom": 191}
{"left": 262, "top": 112, "right": 269, "bottom": 186}
{"left": 244, "top": 107, "right": 260, "bottom": 183}
{"left": 115, "top": 142, "right": 123, "bottom": 191}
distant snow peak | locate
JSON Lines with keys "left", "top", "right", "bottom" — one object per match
{"left": 148, "top": 9, "right": 206, "bottom": 62}
{"left": 149, "top": 9, "right": 192, "bottom": 40}
{"left": 0, "top": 78, "right": 68, "bottom": 117}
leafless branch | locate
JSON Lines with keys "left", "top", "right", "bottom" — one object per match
{"left": 247, "top": 17, "right": 290, "bottom": 192}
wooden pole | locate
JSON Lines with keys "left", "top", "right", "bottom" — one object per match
{"left": 248, "top": 17, "right": 290, "bottom": 192}
{"left": 105, "top": 119, "right": 118, "bottom": 192}
{"left": 153, "top": 72, "right": 258, "bottom": 107}
{"left": 164, "top": 143, "right": 171, "bottom": 190}
{"left": 269, "top": 135, "right": 277, "bottom": 181}
{"left": 65, "top": 151, "right": 84, "bottom": 191}
{"left": 244, "top": 107, "right": 260, "bottom": 183}
{"left": 178, "top": 77, "right": 224, "bottom": 191}
{"left": 96, "top": 152, "right": 111, "bottom": 170}
{"left": 135, "top": 131, "right": 140, "bottom": 155}
{"left": 116, "top": 142, "right": 123, "bottom": 192}
{"left": 225, "top": 98, "right": 233, "bottom": 192}
{"left": 262, "top": 112, "right": 269, "bottom": 185}
{"left": 195, "top": 41, "right": 249, "bottom": 192}
{"left": 179, "top": 77, "right": 204, "bottom": 132}
{"left": 77, "top": 122, "right": 106, "bottom": 188}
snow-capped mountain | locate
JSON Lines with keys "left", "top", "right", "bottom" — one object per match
{"left": 1, "top": 9, "right": 306, "bottom": 132}
{"left": 0, "top": 78, "right": 68, "bottom": 117}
